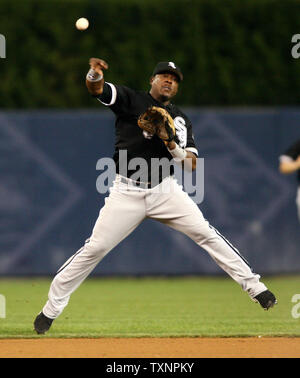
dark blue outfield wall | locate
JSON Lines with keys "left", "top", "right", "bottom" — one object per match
{"left": 0, "top": 108, "right": 300, "bottom": 276}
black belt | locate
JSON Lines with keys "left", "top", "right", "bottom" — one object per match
{"left": 119, "top": 176, "right": 159, "bottom": 189}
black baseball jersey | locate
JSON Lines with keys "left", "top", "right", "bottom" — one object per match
{"left": 94, "top": 82, "right": 198, "bottom": 183}
{"left": 280, "top": 139, "right": 300, "bottom": 184}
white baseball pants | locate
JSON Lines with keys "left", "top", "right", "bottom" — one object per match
{"left": 43, "top": 175, "right": 267, "bottom": 319}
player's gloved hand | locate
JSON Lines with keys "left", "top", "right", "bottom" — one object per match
{"left": 137, "top": 106, "right": 175, "bottom": 146}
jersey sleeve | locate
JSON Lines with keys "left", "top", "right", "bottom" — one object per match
{"left": 184, "top": 117, "right": 198, "bottom": 157}
{"left": 95, "top": 82, "right": 135, "bottom": 115}
{"left": 279, "top": 139, "right": 300, "bottom": 162}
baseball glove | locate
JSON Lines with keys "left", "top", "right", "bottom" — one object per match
{"left": 137, "top": 106, "right": 176, "bottom": 144}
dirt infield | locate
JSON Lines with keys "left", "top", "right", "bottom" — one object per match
{"left": 0, "top": 337, "right": 300, "bottom": 358}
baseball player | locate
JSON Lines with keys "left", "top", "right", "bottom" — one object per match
{"left": 34, "top": 59, "right": 277, "bottom": 334}
{"left": 279, "top": 139, "right": 300, "bottom": 220}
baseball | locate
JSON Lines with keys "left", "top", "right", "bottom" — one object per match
{"left": 76, "top": 18, "right": 89, "bottom": 31}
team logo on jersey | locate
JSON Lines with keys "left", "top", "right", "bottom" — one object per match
{"left": 168, "top": 62, "right": 176, "bottom": 69}
{"left": 174, "top": 117, "right": 187, "bottom": 148}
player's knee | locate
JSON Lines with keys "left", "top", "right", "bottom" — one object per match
{"left": 84, "top": 237, "right": 112, "bottom": 258}
{"left": 190, "top": 223, "right": 218, "bottom": 245}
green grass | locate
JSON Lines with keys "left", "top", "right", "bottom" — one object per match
{"left": 0, "top": 276, "right": 299, "bottom": 338}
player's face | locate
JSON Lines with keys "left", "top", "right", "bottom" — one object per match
{"left": 150, "top": 73, "right": 179, "bottom": 103}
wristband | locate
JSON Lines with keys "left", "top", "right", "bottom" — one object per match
{"left": 86, "top": 68, "right": 103, "bottom": 82}
{"left": 167, "top": 143, "right": 187, "bottom": 163}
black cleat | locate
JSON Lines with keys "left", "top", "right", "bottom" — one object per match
{"left": 254, "top": 290, "right": 277, "bottom": 310}
{"left": 34, "top": 312, "right": 54, "bottom": 334}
